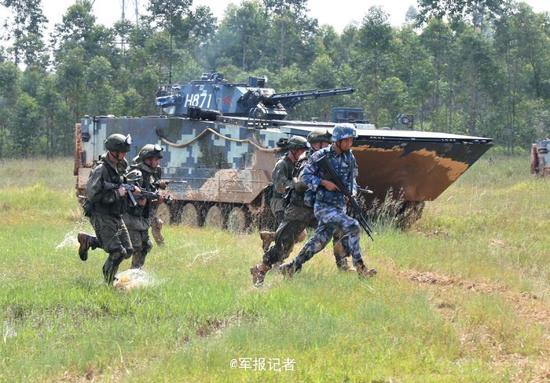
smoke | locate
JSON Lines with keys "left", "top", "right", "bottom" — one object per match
{"left": 113, "top": 269, "right": 157, "bottom": 291}
{"left": 55, "top": 222, "right": 88, "bottom": 250}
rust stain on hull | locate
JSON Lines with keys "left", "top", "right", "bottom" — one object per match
{"left": 353, "top": 145, "right": 469, "bottom": 201}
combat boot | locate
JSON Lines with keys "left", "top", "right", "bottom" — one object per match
{"left": 355, "top": 261, "right": 377, "bottom": 279}
{"left": 259, "top": 231, "right": 276, "bottom": 252}
{"left": 279, "top": 261, "right": 301, "bottom": 278}
{"left": 102, "top": 252, "right": 124, "bottom": 284}
{"left": 250, "top": 262, "right": 271, "bottom": 286}
{"left": 77, "top": 232, "right": 98, "bottom": 261}
{"left": 335, "top": 256, "right": 353, "bottom": 272}
{"left": 333, "top": 241, "right": 353, "bottom": 272}
{"left": 131, "top": 251, "right": 146, "bottom": 269}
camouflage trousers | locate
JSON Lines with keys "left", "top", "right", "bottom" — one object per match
{"left": 90, "top": 212, "right": 133, "bottom": 284}
{"left": 150, "top": 213, "right": 164, "bottom": 245}
{"left": 90, "top": 213, "right": 133, "bottom": 254}
{"left": 263, "top": 204, "right": 316, "bottom": 267}
{"left": 270, "top": 196, "right": 286, "bottom": 229}
{"left": 128, "top": 229, "right": 153, "bottom": 269}
{"left": 294, "top": 203, "right": 362, "bottom": 267}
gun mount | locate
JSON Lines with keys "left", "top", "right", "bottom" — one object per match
{"left": 155, "top": 72, "right": 354, "bottom": 120}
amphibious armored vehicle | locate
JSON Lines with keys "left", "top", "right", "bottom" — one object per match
{"left": 74, "top": 72, "right": 492, "bottom": 232}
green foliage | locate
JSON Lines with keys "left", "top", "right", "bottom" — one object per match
{"left": 1, "top": 0, "right": 550, "bottom": 158}
{"left": 1, "top": 0, "right": 48, "bottom": 67}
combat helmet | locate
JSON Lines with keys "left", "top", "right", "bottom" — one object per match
{"left": 105, "top": 133, "right": 132, "bottom": 152}
{"left": 286, "top": 136, "right": 309, "bottom": 150}
{"left": 134, "top": 144, "right": 164, "bottom": 163}
{"left": 332, "top": 123, "right": 357, "bottom": 142}
{"left": 125, "top": 169, "right": 143, "bottom": 184}
{"left": 307, "top": 129, "right": 332, "bottom": 144}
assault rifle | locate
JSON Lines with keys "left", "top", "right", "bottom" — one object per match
{"left": 316, "top": 155, "right": 374, "bottom": 241}
{"left": 103, "top": 182, "right": 141, "bottom": 207}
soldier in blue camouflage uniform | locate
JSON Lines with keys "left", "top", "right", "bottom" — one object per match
{"left": 250, "top": 130, "right": 353, "bottom": 286}
{"left": 280, "top": 124, "right": 377, "bottom": 278}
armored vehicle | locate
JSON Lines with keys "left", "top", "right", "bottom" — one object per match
{"left": 530, "top": 139, "right": 550, "bottom": 177}
{"left": 74, "top": 72, "right": 492, "bottom": 232}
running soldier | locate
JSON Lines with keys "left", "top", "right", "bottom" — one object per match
{"left": 268, "top": 136, "right": 310, "bottom": 227}
{"left": 279, "top": 124, "right": 377, "bottom": 279}
{"left": 150, "top": 166, "right": 166, "bottom": 246}
{"left": 123, "top": 144, "right": 164, "bottom": 268}
{"left": 250, "top": 130, "right": 352, "bottom": 286}
{"left": 77, "top": 134, "right": 141, "bottom": 284}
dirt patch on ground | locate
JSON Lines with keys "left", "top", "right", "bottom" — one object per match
{"left": 394, "top": 267, "right": 550, "bottom": 382}
{"left": 398, "top": 269, "right": 550, "bottom": 327}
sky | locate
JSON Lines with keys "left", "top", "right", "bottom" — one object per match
{"left": 2, "top": 0, "right": 550, "bottom": 37}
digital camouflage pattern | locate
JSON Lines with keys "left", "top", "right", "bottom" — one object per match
{"left": 294, "top": 204, "right": 362, "bottom": 266}
{"left": 303, "top": 145, "right": 358, "bottom": 209}
{"left": 331, "top": 123, "right": 357, "bottom": 142}
{"left": 252, "top": 141, "right": 353, "bottom": 286}
{"left": 75, "top": 114, "right": 492, "bottom": 234}
{"left": 281, "top": 143, "right": 368, "bottom": 274}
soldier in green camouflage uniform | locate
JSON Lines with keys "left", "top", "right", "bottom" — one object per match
{"left": 250, "top": 130, "right": 351, "bottom": 286}
{"left": 260, "top": 137, "right": 309, "bottom": 249}
{"left": 124, "top": 144, "right": 164, "bottom": 268}
{"left": 149, "top": 166, "right": 166, "bottom": 246}
{"left": 269, "top": 136, "right": 310, "bottom": 227}
{"left": 77, "top": 134, "right": 141, "bottom": 284}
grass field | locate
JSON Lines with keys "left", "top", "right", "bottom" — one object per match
{"left": 0, "top": 155, "right": 548, "bottom": 382}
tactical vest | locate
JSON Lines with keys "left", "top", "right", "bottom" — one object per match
{"left": 91, "top": 160, "right": 128, "bottom": 216}
{"left": 125, "top": 163, "right": 157, "bottom": 219}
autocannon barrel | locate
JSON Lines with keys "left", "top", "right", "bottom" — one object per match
{"left": 268, "top": 87, "right": 355, "bottom": 108}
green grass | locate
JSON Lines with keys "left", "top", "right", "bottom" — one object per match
{"left": 0, "top": 156, "right": 548, "bottom": 382}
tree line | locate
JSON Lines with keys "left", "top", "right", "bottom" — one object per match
{"left": 0, "top": 0, "right": 549, "bottom": 157}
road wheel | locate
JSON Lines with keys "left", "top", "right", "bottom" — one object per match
{"left": 156, "top": 203, "right": 171, "bottom": 225}
{"left": 179, "top": 203, "right": 199, "bottom": 227}
{"left": 205, "top": 205, "right": 224, "bottom": 229}
{"left": 227, "top": 207, "right": 248, "bottom": 233}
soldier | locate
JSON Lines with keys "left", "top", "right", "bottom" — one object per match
{"left": 279, "top": 124, "right": 377, "bottom": 279}
{"left": 124, "top": 144, "right": 165, "bottom": 268}
{"left": 268, "top": 136, "right": 310, "bottom": 227}
{"left": 150, "top": 166, "right": 166, "bottom": 246}
{"left": 77, "top": 134, "right": 140, "bottom": 284}
{"left": 250, "top": 130, "right": 352, "bottom": 286}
